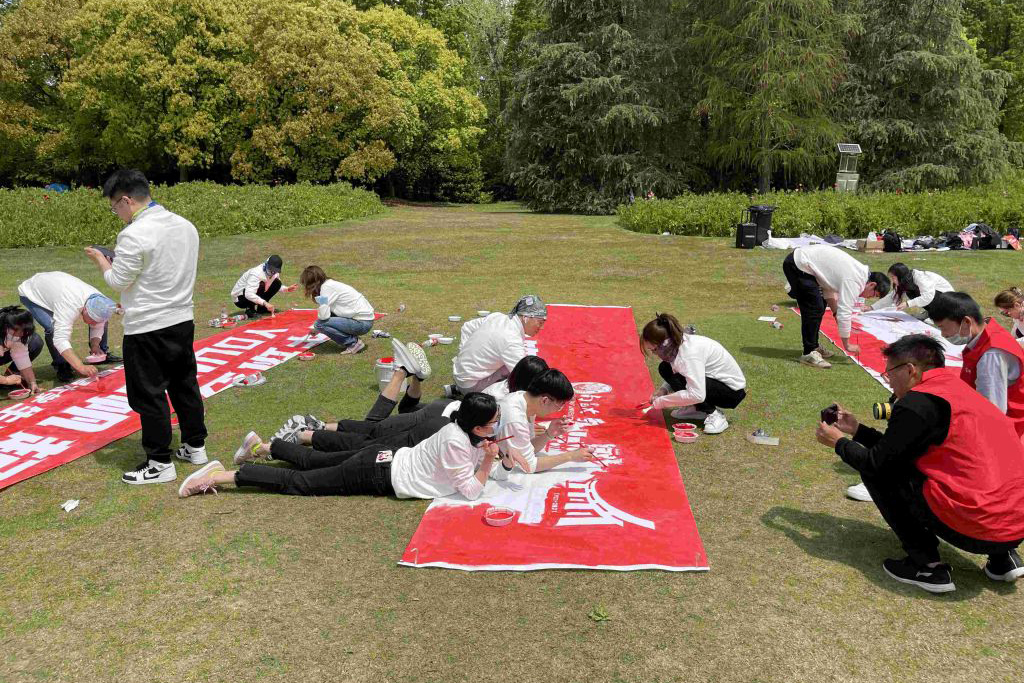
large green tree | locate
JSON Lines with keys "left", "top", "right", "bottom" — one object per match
{"left": 964, "top": 0, "right": 1024, "bottom": 143}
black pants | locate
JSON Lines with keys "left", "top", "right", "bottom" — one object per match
{"left": 1, "top": 333, "right": 44, "bottom": 374}
{"left": 122, "top": 320, "right": 207, "bottom": 462}
{"left": 235, "top": 444, "right": 395, "bottom": 496}
{"left": 235, "top": 279, "right": 281, "bottom": 315}
{"left": 783, "top": 252, "right": 826, "bottom": 355}
{"left": 863, "top": 471, "right": 1022, "bottom": 567}
{"left": 311, "top": 394, "right": 454, "bottom": 451}
{"left": 658, "top": 362, "right": 746, "bottom": 413}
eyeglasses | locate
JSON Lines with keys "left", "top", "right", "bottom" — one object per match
{"left": 109, "top": 196, "right": 128, "bottom": 215}
{"left": 881, "top": 362, "right": 912, "bottom": 380}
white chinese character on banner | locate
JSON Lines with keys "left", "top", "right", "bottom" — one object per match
{"left": 0, "top": 431, "right": 74, "bottom": 458}
{"left": 0, "top": 403, "right": 44, "bottom": 424}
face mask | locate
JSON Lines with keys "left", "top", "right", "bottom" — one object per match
{"left": 944, "top": 321, "right": 972, "bottom": 346}
{"left": 653, "top": 337, "right": 679, "bottom": 363}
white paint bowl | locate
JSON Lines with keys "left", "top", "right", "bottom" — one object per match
{"left": 438, "top": 337, "right": 454, "bottom": 345}
{"left": 477, "top": 310, "right": 490, "bottom": 317}
{"left": 673, "top": 423, "right": 698, "bottom": 432}
{"left": 674, "top": 431, "right": 699, "bottom": 444}
{"left": 483, "top": 506, "right": 516, "bottom": 527}
{"left": 448, "top": 315, "right": 462, "bottom": 322}
{"left": 8, "top": 388, "right": 31, "bottom": 400}
{"left": 298, "top": 352, "right": 316, "bottom": 361}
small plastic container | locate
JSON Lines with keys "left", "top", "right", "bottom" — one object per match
{"left": 483, "top": 506, "right": 517, "bottom": 527}
{"left": 673, "top": 422, "right": 698, "bottom": 432}
{"left": 448, "top": 315, "right": 462, "bottom": 322}
{"left": 746, "top": 430, "right": 780, "bottom": 446}
{"left": 438, "top": 337, "right": 454, "bottom": 345}
{"left": 8, "top": 388, "right": 31, "bottom": 400}
{"left": 298, "top": 352, "right": 316, "bottom": 361}
{"left": 477, "top": 310, "right": 490, "bottom": 317}
{"left": 374, "top": 357, "right": 407, "bottom": 393}
{"left": 674, "top": 431, "right": 699, "bottom": 444}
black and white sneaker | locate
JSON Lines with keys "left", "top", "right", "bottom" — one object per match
{"left": 882, "top": 557, "right": 955, "bottom": 594}
{"left": 984, "top": 549, "right": 1024, "bottom": 582}
{"left": 122, "top": 460, "right": 176, "bottom": 485}
{"left": 304, "top": 414, "right": 326, "bottom": 431}
{"left": 443, "top": 384, "right": 461, "bottom": 399}
{"left": 273, "top": 415, "right": 308, "bottom": 444}
{"left": 173, "top": 443, "right": 208, "bottom": 465}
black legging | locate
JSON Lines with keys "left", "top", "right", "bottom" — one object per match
{"left": 235, "top": 279, "right": 282, "bottom": 315}
{"left": 783, "top": 251, "right": 826, "bottom": 355}
{"left": 235, "top": 443, "right": 394, "bottom": 496}
{"left": 310, "top": 394, "right": 455, "bottom": 451}
{"left": 658, "top": 362, "right": 746, "bottom": 414}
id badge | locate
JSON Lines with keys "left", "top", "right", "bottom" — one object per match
{"left": 375, "top": 450, "right": 394, "bottom": 463}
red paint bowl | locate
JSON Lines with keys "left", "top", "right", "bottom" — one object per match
{"left": 674, "top": 431, "right": 699, "bottom": 444}
{"left": 673, "top": 423, "right": 698, "bottom": 432}
{"left": 298, "top": 352, "right": 316, "bottom": 361}
{"left": 483, "top": 506, "right": 517, "bottom": 527}
{"left": 8, "top": 388, "right": 31, "bottom": 400}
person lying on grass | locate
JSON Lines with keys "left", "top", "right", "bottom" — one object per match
{"left": 639, "top": 312, "right": 747, "bottom": 435}
{"left": 815, "top": 334, "right": 1024, "bottom": 594}
{"left": 446, "top": 294, "right": 547, "bottom": 397}
{"left": 178, "top": 393, "right": 508, "bottom": 501}
{"left": 230, "top": 254, "right": 298, "bottom": 317}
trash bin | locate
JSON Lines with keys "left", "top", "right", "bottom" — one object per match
{"left": 747, "top": 205, "right": 776, "bottom": 234}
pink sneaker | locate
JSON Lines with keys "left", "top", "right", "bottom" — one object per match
{"left": 233, "top": 431, "right": 264, "bottom": 465}
{"left": 178, "top": 461, "right": 226, "bottom": 498}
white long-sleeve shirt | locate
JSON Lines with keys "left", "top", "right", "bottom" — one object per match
{"left": 453, "top": 313, "right": 526, "bottom": 387}
{"left": 316, "top": 279, "right": 374, "bottom": 321}
{"left": 794, "top": 244, "right": 869, "bottom": 338}
{"left": 0, "top": 334, "right": 31, "bottom": 371}
{"left": 652, "top": 335, "right": 747, "bottom": 409}
{"left": 496, "top": 391, "right": 539, "bottom": 473}
{"left": 103, "top": 204, "right": 198, "bottom": 335}
{"left": 482, "top": 379, "right": 511, "bottom": 400}
{"left": 390, "top": 422, "right": 489, "bottom": 500}
{"left": 871, "top": 270, "right": 953, "bottom": 310}
{"left": 231, "top": 265, "right": 277, "bottom": 307}
{"left": 17, "top": 272, "right": 106, "bottom": 354}
{"left": 965, "top": 332, "right": 1022, "bottom": 414}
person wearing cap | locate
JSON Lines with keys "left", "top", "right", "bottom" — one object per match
{"left": 448, "top": 295, "right": 547, "bottom": 396}
{"left": 230, "top": 255, "right": 297, "bottom": 317}
{"left": 17, "top": 271, "right": 122, "bottom": 383}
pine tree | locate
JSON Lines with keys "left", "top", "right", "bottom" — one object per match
{"left": 964, "top": 0, "right": 1024, "bottom": 144}
{"left": 844, "top": 0, "right": 1017, "bottom": 190}
{"left": 504, "top": 0, "right": 691, "bottom": 213}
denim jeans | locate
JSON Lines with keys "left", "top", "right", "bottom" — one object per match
{"left": 313, "top": 316, "right": 372, "bottom": 347}
{"left": 20, "top": 295, "right": 108, "bottom": 373}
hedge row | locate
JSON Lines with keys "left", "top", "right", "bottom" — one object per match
{"left": 617, "top": 175, "right": 1024, "bottom": 238}
{"left": 0, "top": 182, "right": 385, "bottom": 249}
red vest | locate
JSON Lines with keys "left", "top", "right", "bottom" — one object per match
{"left": 960, "top": 318, "right": 1024, "bottom": 437}
{"left": 913, "top": 368, "right": 1024, "bottom": 541}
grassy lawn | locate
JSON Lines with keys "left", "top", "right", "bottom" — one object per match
{"left": 1, "top": 204, "right": 1022, "bottom": 682}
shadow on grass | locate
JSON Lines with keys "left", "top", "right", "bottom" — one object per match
{"left": 740, "top": 346, "right": 799, "bottom": 361}
{"left": 761, "top": 506, "right": 1012, "bottom": 600}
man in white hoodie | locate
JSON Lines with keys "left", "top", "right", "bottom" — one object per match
{"left": 783, "top": 245, "right": 890, "bottom": 368}
{"left": 86, "top": 170, "right": 208, "bottom": 485}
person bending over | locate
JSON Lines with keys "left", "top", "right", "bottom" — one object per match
{"left": 447, "top": 295, "right": 546, "bottom": 397}
{"left": 178, "top": 393, "right": 505, "bottom": 501}
{"left": 0, "top": 306, "right": 43, "bottom": 394}
{"left": 18, "top": 271, "right": 121, "bottom": 382}
{"left": 230, "top": 255, "right": 297, "bottom": 317}
{"left": 869, "top": 263, "right": 953, "bottom": 318}
{"left": 928, "top": 292, "right": 1024, "bottom": 438}
{"left": 994, "top": 287, "right": 1024, "bottom": 343}
{"left": 815, "top": 334, "right": 1024, "bottom": 593}
{"left": 300, "top": 265, "right": 374, "bottom": 355}
{"left": 783, "top": 244, "right": 890, "bottom": 368}
{"left": 639, "top": 312, "right": 746, "bottom": 434}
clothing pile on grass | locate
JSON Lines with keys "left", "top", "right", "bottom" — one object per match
{"left": 763, "top": 223, "right": 1021, "bottom": 253}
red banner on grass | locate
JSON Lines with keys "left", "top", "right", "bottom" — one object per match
{"left": 0, "top": 310, "right": 327, "bottom": 490}
{"left": 399, "top": 304, "right": 709, "bottom": 572}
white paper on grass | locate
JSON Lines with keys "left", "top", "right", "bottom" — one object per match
{"left": 757, "top": 316, "right": 777, "bottom": 322}
{"left": 60, "top": 499, "right": 80, "bottom": 512}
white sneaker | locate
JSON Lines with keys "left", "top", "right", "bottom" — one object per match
{"left": 404, "top": 342, "right": 432, "bottom": 380}
{"left": 799, "top": 350, "right": 832, "bottom": 369}
{"left": 703, "top": 410, "right": 729, "bottom": 434}
{"left": 173, "top": 443, "right": 208, "bottom": 465}
{"left": 233, "top": 431, "right": 264, "bottom": 465}
{"left": 340, "top": 339, "right": 366, "bottom": 355}
{"left": 391, "top": 338, "right": 424, "bottom": 379}
{"left": 815, "top": 345, "right": 835, "bottom": 359}
{"left": 846, "top": 482, "right": 873, "bottom": 502}
{"left": 178, "top": 460, "right": 226, "bottom": 498}
{"left": 671, "top": 406, "right": 707, "bottom": 420}
{"left": 122, "top": 460, "right": 176, "bottom": 485}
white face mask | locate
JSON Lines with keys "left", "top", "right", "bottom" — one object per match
{"left": 943, "top": 320, "right": 972, "bottom": 346}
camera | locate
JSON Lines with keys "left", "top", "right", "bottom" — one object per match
{"left": 820, "top": 404, "right": 839, "bottom": 425}
{"left": 872, "top": 402, "right": 892, "bottom": 420}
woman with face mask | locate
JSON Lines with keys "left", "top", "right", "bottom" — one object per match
{"left": 230, "top": 254, "right": 298, "bottom": 317}
{"left": 994, "top": 287, "right": 1024, "bottom": 343}
{"left": 929, "top": 292, "right": 1024, "bottom": 439}
{"left": 178, "top": 393, "right": 503, "bottom": 501}
{"left": 639, "top": 313, "right": 747, "bottom": 434}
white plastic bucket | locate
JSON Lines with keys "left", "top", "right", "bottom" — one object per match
{"left": 375, "top": 357, "right": 407, "bottom": 393}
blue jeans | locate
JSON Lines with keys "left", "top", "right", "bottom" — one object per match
{"left": 313, "top": 316, "right": 372, "bottom": 348}
{"left": 20, "top": 295, "right": 108, "bottom": 373}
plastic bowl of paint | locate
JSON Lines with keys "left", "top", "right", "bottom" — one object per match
{"left": 483, "top": 506, "right": 517, "bottom": 527}
{"left": 438, "top": 337, "right": 454, "bottom": 345}
{"left": 85, "top": 353, "right": 107, "bottom": 364}
{"left": 8, "top": 388, "right": 31, "bottom": 400}
{"left": 673, "top": 423, "right": 698, "bottom": 432}
{"left": 477, "top": 310, "right": 490, "bottom": 317}
{"left": 674, "top": 431, "right": 699, "bottom": 444}
{"left": 448, "top": 315, "right": 462, "bottom": 322}
{"left": 298, "top": 352, "right": 316, "bottom": 361}
{"left": 221, "top": 319, "right": 236, "bottom": 328}
{"left": 428, "top": 334, "right": 442, "bottom": 341}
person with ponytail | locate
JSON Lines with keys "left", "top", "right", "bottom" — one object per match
{"left": 869, "top": 263, "right": 953, "bottom": 317}
{"left": 230, "top": 254, "right": 298, "bottom": 317}
{"left": 0, "top": 305, "right": 43, "bottom": 394}
{"left": 640, "top": 313, "right": 746, "bottom": 434}
{"left": 299, "top": 265, "right": 374, "bottom": 355}
{"left": 178, "top": 393, "right": 506, "bottom": 501}
{"left": 994, "top": 287, "right": 1024, "bottom": 343}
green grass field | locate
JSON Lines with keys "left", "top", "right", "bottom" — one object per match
{"left": 1, "top": 204, "right": 1022, "bottom": 682}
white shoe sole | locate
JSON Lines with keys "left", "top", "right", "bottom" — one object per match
{"left": 404, "top": 343, "right": 431, "bottom": 380}
{"left": 178, "top": 460, "right": 226, "bottom": 497}
{"left": 123, "top": 465, "right": 176, "bottom": 485}
{"left": 703, "top": 422, "right": 728, "bottom": 435}
{"left": 173, "top": 447, "right": 208, "bottom": 465}
{"left": 984, "top": 566, "right": 1024, "bottom": 582}
{"left": 799, "top": 357, "right": 832, "bottom": 369}
{"left": 390, "top": 339, "right": 421, "bottom": 378}
{"left": 883, "top": 565, "right": 955, "bottom": 594}
{"left": 846, "top": 483, "right": 873, "bottom": 502}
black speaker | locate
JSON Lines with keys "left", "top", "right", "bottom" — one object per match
{"left": 735, "top": 222, "right": 758, "bottom": 249}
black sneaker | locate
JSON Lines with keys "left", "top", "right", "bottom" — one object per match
{"left": 56, "top": 369, "right": 75, "bottom": 383}
{"left": 122, "top": 460, "right": 176, "bottom": 485}
{"left": 99, "top": 353, "right": 122, "bottom": 364}
{"left": 984, "top": 549, "right": 1024, "bottom": 582}
{"left": 882, "top": 557, "right": 955, "bottom": 594}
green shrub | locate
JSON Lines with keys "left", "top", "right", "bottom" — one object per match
{"left": 617, "top": 175, "right": 1024, "bottom": 238}
{"left": 0, "top": 182, "right": 385, "bottom": 249}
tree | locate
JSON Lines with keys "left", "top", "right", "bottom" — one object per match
{"left": 964, "top": 0, "right": 1024, "bottom": 143}
{"left": 505, "top": 0, "right": 691, "bottom": 213}
{"left": 688, "top": 0, "right": 851, "bottom": 193}
{"left": 843, "top": 0, "right": 1018, "bottom": 190}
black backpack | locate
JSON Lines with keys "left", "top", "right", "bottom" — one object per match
{"left": 882, "top": 230, "right": 902, "bottom": 252}
{"left": 970, "top": 222, "right": 999, "bottom": 250}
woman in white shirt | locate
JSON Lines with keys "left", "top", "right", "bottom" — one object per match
{"left": 0, "top": 305, "right": 43, "bottom": 394}
{"left": 870, "top": 263, "right": 954, "bottom": 317}
{"left": 178, "top": 393, "right": 504, "bottom": 500}
{"left": 300, "top": 265, "right": 375, "bottom": 355}
{"left": 641, "top": 313, "right": 747, "bottom": 434}
{"left": 230, "top": 255, "right": 298, "bottom": 316}
{"left": 995, "top": 287, "right": 1024, "bottom": 344}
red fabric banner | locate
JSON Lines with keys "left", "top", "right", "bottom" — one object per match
{"left": 0, "top": 310, "right": 326, "bottom": 490}
{"left": 399, "top": 304, "right": 709, "bottom": 572}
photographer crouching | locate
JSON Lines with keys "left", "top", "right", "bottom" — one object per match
{"left": 815, "top": 334, "right": 1024, "bottom": 594}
